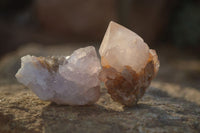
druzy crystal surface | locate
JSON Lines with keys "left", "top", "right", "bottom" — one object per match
{"left": 99, "top": 21, "right": 159, "bottom": 106}
{"left": 15, "top": 46, "right": 101, "bottom": 105}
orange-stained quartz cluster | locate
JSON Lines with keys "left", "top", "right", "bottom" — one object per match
{"left": 99, "top": 50, "right": 159, "bottom": 106}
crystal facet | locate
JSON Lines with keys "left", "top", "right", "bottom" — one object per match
{"left": 99, "top": 21, "right": 160, "bottom": 106}
{"left": 15, "top": 46, "right": 101, "bottom": 105}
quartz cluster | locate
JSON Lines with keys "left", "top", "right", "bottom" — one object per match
{"left": 16, "top": 21, "right": 159, "bottom": 106}
{"left": 99, "top": 21, "right": 159, "bottom": 106}
{"left": 15, "top": 46, "right": 101, "bottom": 105}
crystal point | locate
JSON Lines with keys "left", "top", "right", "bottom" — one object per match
{"left": 99, "top": 21, "right": 150, "bottom": 72}
{"left": 99, "top": 21, "right": 160, "bottom": 106}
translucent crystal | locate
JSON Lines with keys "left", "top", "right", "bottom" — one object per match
{"left": 15, "top": 46, "right": 101, "bottom": 105}
{"left": 99, "top": 21, "right": 160, "bottom": 106}
{"left": 99, "top": 21, "right": 150, "bottom": 72}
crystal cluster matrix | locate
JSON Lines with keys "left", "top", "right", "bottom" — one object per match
{"left": 15, "top": 21, "right": 159, "bottom": 106}
{"left": 15, "top": 46, "right": 101, "bottom": 105}
{"left": 99, "top": 21, "right": 159, "bottom": 106}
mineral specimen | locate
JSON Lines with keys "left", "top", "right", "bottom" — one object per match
{"left": 15, "top": 46, "right": 101, "bottom": 105}
{"left": 99, "top": 21, "right": 159, "bottom": 106}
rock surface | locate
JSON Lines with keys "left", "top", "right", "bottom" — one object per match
{"left": 0, "top": 44, "right": 200, "bottom": 133}
{"left": 0, "top": 83, "right": 200, "bottom": 133}
{"left": 15, "top": 46, "right": 101, "bottom": 105}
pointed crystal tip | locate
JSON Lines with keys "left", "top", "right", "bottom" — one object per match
{"left": 99, "top": 21, "right": 149, "bottom": 72}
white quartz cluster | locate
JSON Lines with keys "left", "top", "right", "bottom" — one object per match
{"left": 15, "top": 46, "right": 101, "bottom": 105}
